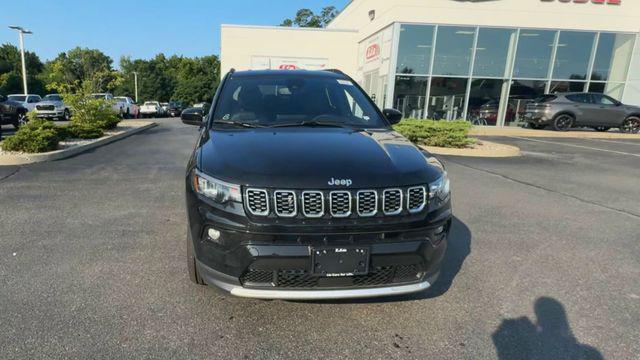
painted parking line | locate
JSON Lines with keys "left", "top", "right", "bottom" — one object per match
{"left": 508, "top": 136, "right": 640, "bottom": 158}
{"left": 586, "top": 138, "right": 640, "bottom": 147}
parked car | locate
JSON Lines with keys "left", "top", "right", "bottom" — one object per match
{"left": 524, "top": 92, "right": 640, "bottom": 133}
{"left": 168, "top": 101, "right": 184, "bottom": 117}
{"left": 160, "top": 102, "right": 170, "bottom": 115}
{"left": 7, "top": 94, "right": 41, "bottom": 112}
{"left": 114, "top": 96, "right": 139, "bottom": 118}
{"left": 35, "top": 94, "right": 71, "bottom": 121}
{"left": 139, "top": 101, "right": 164, "bottom": 118}
{"left": 91, "top": 93, "right": 125, "bottom": 117}
{"left": 0, "top": 94, "right": 29, "bottom": 129}
{"left": 180, "top": 102, "right": 210, "bottom": 121}
{"left": 182, "top": 69, "right": 452, "bottom": 300}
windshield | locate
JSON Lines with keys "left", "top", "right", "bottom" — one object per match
{"left": 8, "top": 95, "right": 27, "bottom": 102}
{"left": 212, "top": 75, "right": 387, "bottom": 128}
{"left": 44, "top": 95, "right": 62, "bottom": 101}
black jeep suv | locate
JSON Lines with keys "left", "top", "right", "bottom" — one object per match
{"left": 0, "top": 94, "right": 28, "bottom": 129}
{"left": 183, "top": 70, "right": 452, "bottom": 300}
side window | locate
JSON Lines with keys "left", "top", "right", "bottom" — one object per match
{"left": 592, "top": 94, "right": 616, "bottom": 106}
{"left": 565, "top": 94, "right": 589, "bottom": 104}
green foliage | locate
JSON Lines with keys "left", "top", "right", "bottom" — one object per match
{"left": 393, "top": 119, "right": 476, "bottom": 148}
{"left": 280, "top": 6, "right": 339, "bottom": 28}
{"left": 40, "top": 47, "right": 120, "bottom": 94}
{"left": 63, "top": 89, "right": 120, "bottom": 130}
{"left": 1, "top": 118, "right": 61, "bottom": 153}
{"left": 0, "top": 44, "right": 46, "bottom": 95}
{"left": 66, "top": 123, "right": 104, "bottom": 139}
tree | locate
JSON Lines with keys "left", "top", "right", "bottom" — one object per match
{"left": 172, "top": 55, "right": 220, "bottom": 105}
{"left": 0, "top": 44, "right": 46, "bottom": 95}
{"left": 280, "top": 6, "right": 339, "bottom": 28}
{"left": 41, "top": 47, "right": 120, "bottom": 94}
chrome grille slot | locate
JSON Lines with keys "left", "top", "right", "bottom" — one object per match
{"left": 357, "top": 190, "right": 377, "bottom": 217}
{"left": 407, "top": 186, "right": 426, "bottom": 213}
{"left": 245, "top": 188, "right": 269, "bottom": 216}
{"left": 301, "top": 191, "right": 324, "bottom": 218}
{"left": 383, "top": 189, "right": 403, "bottom": 215}
{"left": 274, "top": 190, "right": 296, "bottom": 217}
{"left": 330, "top": 191, "right": 352, "bottom": 217}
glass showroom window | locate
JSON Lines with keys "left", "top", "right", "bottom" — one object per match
{"left": 550, "top": 81, "right": 586, "bottom": 93}
{"left": 467, "top": 79, "right": 506, "bottom": 126}
{"left": 552, "top": 31, "right": 596, "bottom": 81}
{"left": 432, "top": 26, "right": 476, "bottom": 76}
{"left": 591, "top": 33, "right": 636, "bottom": 82}
{"left": 396, "top": 25, "right": 435, "bottom": 75}
{"left": 588, "top": 82, "right": 625, "bottom": 100}
{"left": 512, "top": 30, "right": 556, "bottom": 79}
{"left": 428, "top": 77, "right": 468, "bottom": 120}
{"left": 473, "top": 28, "right": 518, "bottom": 78}
{"left": 506, "top": 80, "right": 547, "bottom": 126}
{"left": 394, "top": 76, "right": 429, "bottom": 118}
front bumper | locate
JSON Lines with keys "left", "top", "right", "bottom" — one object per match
{"left": 36, "top": 110, "right": 64, "bottom": 118}
{"left": 188, "top": 190, "right": 452, "bottom": 299}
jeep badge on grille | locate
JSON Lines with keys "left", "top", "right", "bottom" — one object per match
{"left": 328, "top": 178, "right": 352, "bottom": 187}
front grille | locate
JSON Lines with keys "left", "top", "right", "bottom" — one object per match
{"left": 330, "top": 191, "right": 351, "bottom": 217}
{"left": 302, "top": 191, "right": 324, "bottom": 217}
{"left": 383, "top": 189, "right": 403, "bottom": 215}
{"left": 274, "top": 190, "right": 296, "bottom": 217}
{"left": 407, "top": 186, "right": 426, "bottom": 213}
{"left": 245, "top": 189, "right": 269, "bottom": 216}
{"left": 241, "top": 264, "right": 423, "bottom": 289}
{"left": 245, "top": 186, "right": 425, "bottom": 218}
{"left": 36, "top": 105, "right": 55, "bottom": 111}
{"left": 357, "top": 190, "right": 377, "bottom": 217}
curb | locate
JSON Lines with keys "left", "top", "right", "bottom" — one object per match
{"left": 0, "top": 122, "right": 157, "bottom": 166}
{"left": 419, "top": 140, "right": 521, "bottom": 158}
{"left": 469, "top": 126, "right": 640, "bottom": 139}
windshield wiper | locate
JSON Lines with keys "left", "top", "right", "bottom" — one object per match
{"left": 212, "top": 120, "right": 266, "bottom": 128}
{"left": 270, "top": 120, "right": 354, "bottom": 129}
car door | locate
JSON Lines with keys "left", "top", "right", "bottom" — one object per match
{"left": 564, "top": 94, "right": 594, "bottom": 125}
{"left": 589, "top": 94, "right": 627, "bottom": 126}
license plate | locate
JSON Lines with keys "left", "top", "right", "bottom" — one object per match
{"left": 311, "top": 246, "right": 369, "bottom": 277}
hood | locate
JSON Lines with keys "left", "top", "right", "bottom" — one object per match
{"left": 198, "top": 128, "right": 442, "bottom": 189}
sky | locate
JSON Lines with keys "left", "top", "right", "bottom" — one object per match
{"left": 0, "top": 0, "right": 349, "bottom": 65}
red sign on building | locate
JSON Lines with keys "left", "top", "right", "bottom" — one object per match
{"left": 365, "top": 44, "right": 380, "bottom": 61}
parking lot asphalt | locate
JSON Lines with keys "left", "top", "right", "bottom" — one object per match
{"left": 1, "top": 118, "right": 639, "bottom": 359}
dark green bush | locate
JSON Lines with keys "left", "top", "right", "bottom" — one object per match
{"left": 2, "top": 119, "right": 62, "bottom": 153}
{"left": 63, "top": 92, "right": 121, "bottom": 130}
{"left": 66, "top": 124, "right": 104, "bottom": 139}
{"left": 393, "top": 119, "right": 476, "bottom": 148}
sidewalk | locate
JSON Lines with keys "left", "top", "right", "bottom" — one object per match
{"left": 469, "top": 126, "right": 640, "bottom": 139}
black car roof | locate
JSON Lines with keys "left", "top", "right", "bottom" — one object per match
{"left": 229, "top": 69, "right": 348, "bottom": 80}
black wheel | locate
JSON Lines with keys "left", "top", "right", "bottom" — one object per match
{"left": 125, "top": 109, "right": 131, "bottom": 119}
{"left": 621, "top": 116, "right": 640, "bottom": 134}
{"left": 187, "top": 230, "right": 206, "bottom": 285}
{"left": 552, "top": 114, "right": 574, "bottom": 132}
{"left": 12, "top": 112, "right": 28, "bottom": 129}
{"left": 593, "top": 126, "right": 610, "bottom": 132}
{"left": 62, "top": 109, "right": 71, "bottom": 121}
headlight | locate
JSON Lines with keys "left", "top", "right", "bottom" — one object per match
{"left": 192, "top": 170, "right": 241, "bottom": 203}
{"left": 429, "top": 172, "right": 450, "bottom": 201}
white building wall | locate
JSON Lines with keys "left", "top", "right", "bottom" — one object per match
{"left": 220, "top": 25, "right": 358, "bottom": 78}
{"left": 623, "top": 33, "right": 640, "bottom": 105}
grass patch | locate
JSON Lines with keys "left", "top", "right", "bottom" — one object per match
{"left": 394, "top": 119, "right": 476, "bottom": 148}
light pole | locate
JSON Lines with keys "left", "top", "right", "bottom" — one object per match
{"left": 8, "top": 26, "right": 33, "bottom": 96}
{"left": 132, "top": 71, "right": 139, "bottom": 103}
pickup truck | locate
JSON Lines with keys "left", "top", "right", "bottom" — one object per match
{"left": 91, "top": 93, "right": 125, "bottom": 117}
{"left": 7, "top": 94, "right": 42, "bottom": 112}
{"left": 1, "top": 94, "right": 29, "bottom": 129}
{"left": 35, "top": 94, "right": 71, "bottom": 121}
{"left": 139, "top": 101, "right": 164, "bottom": 118}
{"left": 115, "top": 96, "right": 139, "bottom": 118}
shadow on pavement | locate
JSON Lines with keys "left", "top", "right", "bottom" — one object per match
{"left": 492, "top": 297, "right": 603, "bottom": 360}
{"left": 301, "top": 216, "right": 471, "bottom": 304}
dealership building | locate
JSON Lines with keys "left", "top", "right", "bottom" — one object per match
{"left": 221, "top": 0, "right": 640, "bottom": 126}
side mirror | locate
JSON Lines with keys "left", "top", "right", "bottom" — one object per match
{"left": 181, "top": 110, "right": 204, "bottom": 126}
{"left": 383, "top": 108, "right": 403, "bottom": 125}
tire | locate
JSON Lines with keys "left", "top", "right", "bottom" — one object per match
{"left": 187, "top": 230, "right": 206, "bottom": 285}
{"left": 62, "top": 109, "right": 71, "bottom": 121}
{"left": 125, "top": 109, "right": 131, "bottom": 119}
{"left": 621, "top": 116, "right": 640, "bottom": 134}
{"left": 593, "top": 126, "right": 610, "bottom": 132}
{"left": 552, "top": 114, "right": 574, "bottom": 132}
{"left": 12, "top": 112, "right": 27, "bottom": 129}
